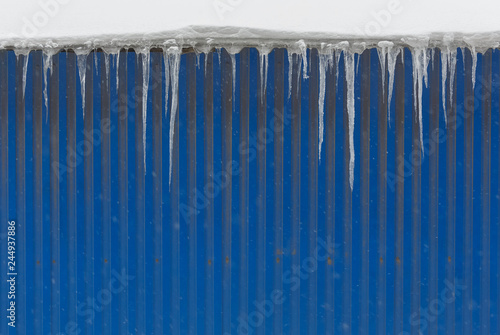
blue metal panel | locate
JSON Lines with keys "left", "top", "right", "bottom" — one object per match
{"left": 0, "top": 47, "right": 498, "bottom": 334}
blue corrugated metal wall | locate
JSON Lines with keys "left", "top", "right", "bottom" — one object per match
{"left": 0, "top": 47, "right": 498, "bottom": 335}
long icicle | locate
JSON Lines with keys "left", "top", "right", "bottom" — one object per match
{"left": 76, "top": 50, "right": 89, "bottom": 118}
{"left": 344, "top": 48, "right": 356, "bottom": 190}
{"left": 318, "top": 43, "right": 333, "bottom": 161}
{"left": 139, "top": 47, "right": 150, "bottom": 173}
{"left": 387, "top": 46, "right": 401, "bottom": 122}
{"left": 166, "top": 46, "right": 181, "bottom": 188}
{"left": 441, "top": 46, "right": 449, "bottom": 125}
{"left": 42, "top": 51, "right": 53, "bottom": 122}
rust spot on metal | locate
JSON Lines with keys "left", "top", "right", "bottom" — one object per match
{"left": 104, "top": 259, "right": 108, "bottom": 263}
{"left": 448, "top": 256, "right": 451, "bottom": 263}
{"left": 208, "top": 259, "right": 212, "bottom": 265}
{"left": 155, "top": 258, "right": 159, "bottom": 263}
{"left": 396, "top": 256, "right": 401, "bottom": 265}
{"left": 36, "top": 260, "right": 40, "bottom": 265}
{"left": 276, "top": 257, "right": 280, "bottom": 263}
{"left": 225, "top": 256, "right": 229, "bottom": 264}
{"left": 292, "top": 249, "right": 296, "bottom": 255}
{"left": 379, "top": 257, "right": 383, "bottom": 264}
{"left": 52, "top": 260, "right": 56, "bottom": 264}
{"left": 327, "top": 257, "right": 332, "bottom": 265}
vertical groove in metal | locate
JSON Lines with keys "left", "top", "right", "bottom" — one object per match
{"left": 394, "top": 50, "right": 405, "bottom": 335}
{"left": 273, "top": 48, "right": 284, "bottom": 335}
{"left": 49, "top": 53, "right": 60, "bottom": 335}
{"left": 239, "top": 47, "right": 249, "bottom": 327}
{"left": 117, "top": 49, "right": 129, "bottom": 334}
{"left": 204, "top": 51, "right": 214, "bottom": 335}
{"left": 0, "top": 50, "right": 8, "bottom": 335}
{"left": 377, "top": 50, "right": 388, "bottom": 335}
{"left": 170, "top": 51, "right": 181, "bottom": 335}
{"left": 308, "top": 48, "right": 319, "bottom": 335}
{"left": 256, "top": 47, "right": 267, "bottom": 335}
{"left": 221, "top": 48, "right": 233, "bottom": 335}
{"left": 325, "top": 50, "right": 336, "bottom": 335}
{"left": 135, "top": 51, "right": 146, "bottom": 335}
{"left": 411, "top": 51, "right": 422, "bottom": 335}
{"left": 100, "top": 51, "right": 111, "bottom": 335}
{"left": 33, "top": 50, "right": 44, "bottom": 335}
{"left": 480, "top": 49, "right": 491, "bottom": 335}
{"left": 16, "top": 52, "right": 27, "bottom": 335}
{"left": 359, "top": 49, "right": 370, "bottom": 335}
{"left": 446, "top": 48, "right": 457, "bottom": 335}
{"left": 187, "top": 52, "right": 198, "bottom": 335}
{"left": 463, "top": 48, "right": 474, "bottom": 335}
{"left": 66, "top": 51, "right": 77, "bottom": 332}
{"left": 289, "top": 52, "right": 301, "bottom": 335}
{"left": 84, "top": 51, "right": 94, "bottom": 335}
{"left": 428, "top": 48, "right": 440, "bottom": 335}
{"left": 151, "top": 51, "right": 163, "bottom": 335}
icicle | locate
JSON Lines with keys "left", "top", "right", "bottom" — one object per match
{"left": 216, "top": 47, "right": 222, "bottom": 66}
{"left": 226, "top": 45, "right": 242, "bottom": 101}
{"left": 471, "top": 46, "right": 477, "bottom": 89}
{"left": 387, "top": 46, "right": 401, "bottom": 122}
{"left": 42, "top": 51, "right": 54, "bottom": 122}
{"left": 405, "top": 37, "right": 430, "bottom": 155}
{"left": 163, "top": 50, "right": 171, "bottom": 113}
{"left": 449, "top": 48, "right": 457, "bottom": 113}
{"left": 76, "top": 49, "right": 89, "bottom": 118}
{"left": 230, "top": 52, "right": 236, "bottom": 100}
{"left": 334, "top": 41, "right": 349, "bottom": 88}
{"left": 14, "top": 50, "right": 30, "bottom": 98}
{"left": 441, "top": 35, "right": 455, "bottom": 126}
{"left": 94, "top": 50, "right": 99, "bottom": 76}
{"left": 296, "top": 40, "right": 308, "bottom": 79}
{"left": 352, "top": 42, "right": 366, "bottom": 76}
{"left": 377, "top": 42, "right": 390, "bottom": 95}
{"left": 137, "top": 47, "right": 150, "bottom": 173}
{"left": 318, "top": 43, "right": 333, "bottom": 162}
{"left": 258, "top": 45, "right": 270, "bottom": 102}
{"left": 104, "top": 52, "right": 110, "bottom": 82}
{"left": 344, "top": 48, "right": 356, "bottom": 191}
{"left": 164, "top": 45, "right": 181, "bottom": 188}
{"left": 287, "top": 50, "right": 293, "bottom": 99}
{"left": 115, "top": 50, "right": 120, "bottom": 92}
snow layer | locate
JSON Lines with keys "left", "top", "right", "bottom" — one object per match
{"left": 1, "top": 0, "right": 500, "bottom": 49}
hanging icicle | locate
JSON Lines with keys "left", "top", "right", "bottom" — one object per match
{"left": 75, "top": 48, "right": 90, "bottom": 118}
{"left": 137, "top": 47, "right": 151, "bottom": 173}
{"left": 344, "top": 47, "right": 356, "bottom": 191}
{"left": 405, "top": 37, "right": 430, "bottom": 155}
{"left": 163, "top": 44, "right": 181, "bottom": 188}
{"left": 42, "top": 50, "right": 54, "bottom": 122}
{"left": 318, "top": 43, "right": 334, "bottom": 162}
{"left": 258, "top": 45, "right": 271, "bottom": 103}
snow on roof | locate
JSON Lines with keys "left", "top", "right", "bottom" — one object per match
{"left": 1, "top": 0, "right": 500, "bottom": 49}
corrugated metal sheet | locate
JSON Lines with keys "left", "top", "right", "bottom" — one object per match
{"left": 0, "top": 47, "right": 498, "bottom": 334}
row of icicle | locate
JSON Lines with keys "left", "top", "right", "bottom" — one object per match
{"left": 12, "top": 39, "right": 477, "bottom": 190}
